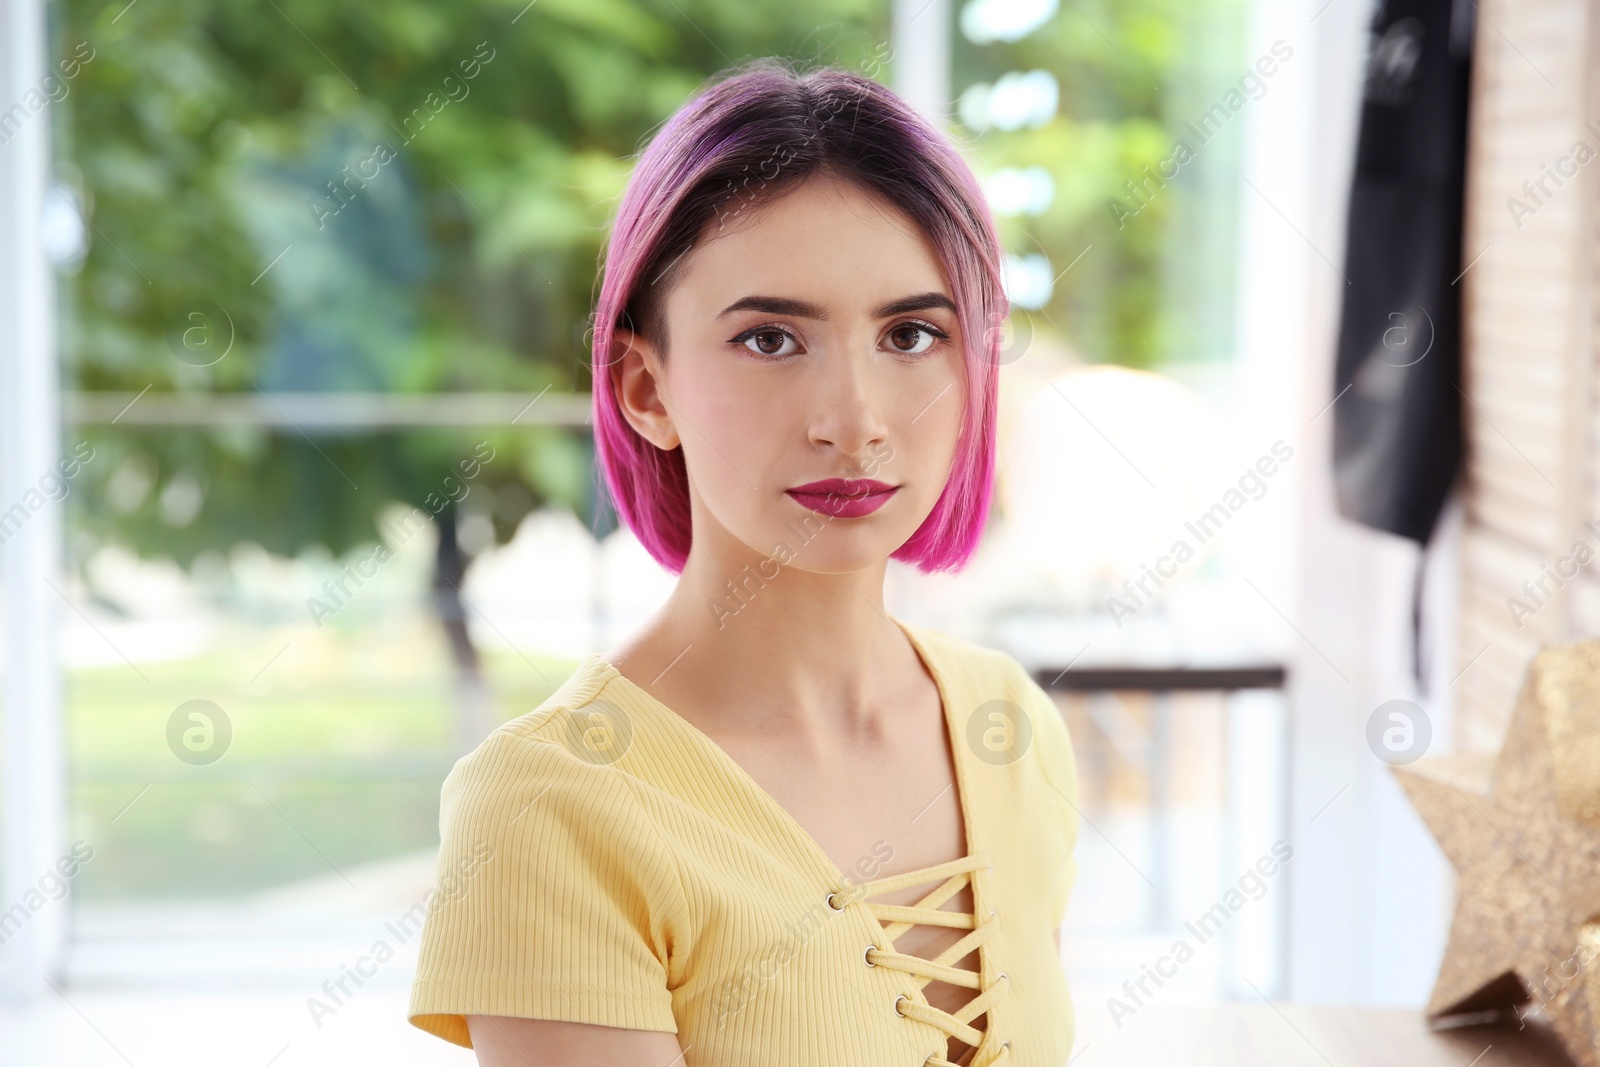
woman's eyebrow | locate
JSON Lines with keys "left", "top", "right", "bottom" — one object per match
{"left": 872, "top": 291, "right": 956, "bottom": 317}
{"left": 717, "top": 296, "right": 828, "bottom": 319}
{"left": 716, "top": 291, "right": 956, "bottom": 320}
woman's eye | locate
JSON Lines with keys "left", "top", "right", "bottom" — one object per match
{"left": 739, "top": 328, "right": 799, "bottom": 358}
{"left": 887, "top": 323, "right": 942, "bottom": 355}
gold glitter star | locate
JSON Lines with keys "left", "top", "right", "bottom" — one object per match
{"left": 1393, "top": 640, "right": 1600, "bottom": 1067}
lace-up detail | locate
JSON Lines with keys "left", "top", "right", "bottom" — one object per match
{"left": 828, "top": 852, "right": 1010, "bottom": 1067}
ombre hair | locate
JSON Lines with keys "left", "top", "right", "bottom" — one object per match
{"left": 591, "top": 57, "right": 1007, "bottom": 575}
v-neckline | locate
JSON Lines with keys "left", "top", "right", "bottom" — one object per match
{"left": 589, "top": 614, "right": 981, "bottom": 903}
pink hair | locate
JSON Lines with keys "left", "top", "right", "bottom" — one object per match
{"left": 591, "top": 58, "right": 1007, "bottom": 575}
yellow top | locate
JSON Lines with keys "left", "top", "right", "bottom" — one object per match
{"left": 407, "top": 616, "right": 1080, "bottom": 1067}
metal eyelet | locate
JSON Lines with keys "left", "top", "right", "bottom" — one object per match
{"left": 826, "top": 891, "right": 845, "bottom": 911}
{"left": 893, "top": 993, "right": 909, "bottom": 1017}
{"left": 863, "top": 944, "right": 878, "bottom": 967}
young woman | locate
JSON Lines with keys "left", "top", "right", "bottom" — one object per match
{"left": 407, "top": 58, "right": 1081, "bottom": 1067}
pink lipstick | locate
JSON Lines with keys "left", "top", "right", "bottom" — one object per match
{"left": 785, "top": 478, "right": 899, "bottom": 518}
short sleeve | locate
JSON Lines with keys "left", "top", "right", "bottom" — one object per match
{"left": 407, "top": 721, "right": 687, "bottom": 1047}
{"left": 1013, "top": 660, "right": 1081, "bottom": 929}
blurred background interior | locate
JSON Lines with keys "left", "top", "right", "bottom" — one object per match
{"left": 1, "top": 0, "right": 1592, "bottom": 1062}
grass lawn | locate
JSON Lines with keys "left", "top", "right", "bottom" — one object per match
{"left": 67, "top": 612, "right": 576, "bottom": 900}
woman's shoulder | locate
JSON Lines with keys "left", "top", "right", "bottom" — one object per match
{"left": 440, "top": 654, "right": 649, "bottom": 830}
{"left": 412, "top": 656, "right": 685, "bottom": 1047}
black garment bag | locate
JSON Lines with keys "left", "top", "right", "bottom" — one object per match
{"left": 1331, "top": 0, "right": 1475, "bottom": 686}
{"left": 1332, "top": 0, "right": 1474, "bottom": 543}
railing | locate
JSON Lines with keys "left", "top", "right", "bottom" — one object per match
{"left": 1033, "top": 659, "right": 1291, "bottom": 1000}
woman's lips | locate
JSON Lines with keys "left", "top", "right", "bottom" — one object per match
{"left": 784, "top": 481, "right": 899, "bottom": 518}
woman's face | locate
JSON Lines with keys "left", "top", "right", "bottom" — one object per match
{"left": 613, "top": 173, "right": 967, "bottom": 575}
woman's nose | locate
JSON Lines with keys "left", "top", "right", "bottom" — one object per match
{"left": 806, "top": 345, "right": 889, "bottom": 455}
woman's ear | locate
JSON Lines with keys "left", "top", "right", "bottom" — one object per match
{"left": 610, "top": 327, "right": 681, "bottom": 451}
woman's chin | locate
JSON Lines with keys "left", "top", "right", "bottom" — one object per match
{"left": 751, "top": 522, "right": 907, "bottom": 575}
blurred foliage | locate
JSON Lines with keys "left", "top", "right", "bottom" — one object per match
{"left": 54, "top": 0, "right": 889, "bottom": 565}
{"left": 953, "top": 0, "right": 1249, "bottom": 370}
{"left": 53, "top": 0, "right": 1245, "bottom": 568}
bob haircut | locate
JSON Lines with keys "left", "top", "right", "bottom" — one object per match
{"left": 591, "top": 57, "right": 1008, "bottom": 575}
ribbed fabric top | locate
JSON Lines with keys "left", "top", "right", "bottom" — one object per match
{"left": 407, "top": 616, "right": 1080, "bottom": 1066}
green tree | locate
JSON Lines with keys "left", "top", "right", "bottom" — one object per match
{"left": 56, "top": 0, "right": 888, "bottom": 745}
